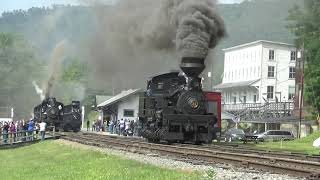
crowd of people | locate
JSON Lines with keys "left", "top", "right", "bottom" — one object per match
{"left": 87, "top": 118, "right": 143, "bottom": 137}
{"left": 0, "top": 118, "right": 47, "bottom": 144}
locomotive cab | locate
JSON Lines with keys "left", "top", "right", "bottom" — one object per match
{"left": 146, "top": 71, "right": 186, "bottom": 96}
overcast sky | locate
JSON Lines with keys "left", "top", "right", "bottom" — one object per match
{"left": 0, "top": 0, "right": 245, "bottom": 15}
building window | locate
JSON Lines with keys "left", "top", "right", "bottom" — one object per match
{"left": 233, "top": 97, "right": 236, "bottom": 104}
{"left": 290, "top": 51, "right": 296, "bottom": 61}
{"left": 267, "top": 86, "right": 274, "bottom": 99}
{"left": 124, "top": 109, "right": 134, "bottom": 117}
{"left": 269, "top": 50, "right": 275, "bottom": 60}
{"left": 289, "top": 67, "right": 295, "bottom": 79}
{"left": 268, "top": 66, "right": 275, "bottom": 78}
{"left": 243, "top": 96, "right": 246, "bottom": 103}
{"left": 288, "top": 86, "right": 295, "bottom": 100}
{"left": 253, "top": 95, "right": 257, "bottom": 103}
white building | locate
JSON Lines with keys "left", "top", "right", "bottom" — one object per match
{"left": 214, "top": 40, "right": 296, "bottom": 105}
{"left": 97, "top": 89, "right": 141, "bottom": 122}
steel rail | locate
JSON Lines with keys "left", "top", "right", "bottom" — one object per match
{"left": 72, "top": 132, "right": 320, "bottom": 162}
{"left": 61, "top": 133, "right": 320, "bottom": 179}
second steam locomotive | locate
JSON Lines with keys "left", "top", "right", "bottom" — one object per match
{"left": 34, "top": 97, "right": 82, "bottom": 132}
{"left": 139, "top": 57, "right": 221, "bottom": 144}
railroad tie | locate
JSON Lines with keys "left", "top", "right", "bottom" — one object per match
{"left": 269, "top": 159, "right": 277, "bottom": 164}
{"left": 309, "top": 173, "right": 320, "bottom": 180}
{"left": 241, "top": 161, "right": 249, "bottom": 168}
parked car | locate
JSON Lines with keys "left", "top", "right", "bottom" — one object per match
{"left": 225, "top": 128, "right": 245, "bottom": 142}
{"left": 256, "top": 130, "right": 294, "bottom": 141}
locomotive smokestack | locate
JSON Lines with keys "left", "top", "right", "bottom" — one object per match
{"left": 180, "top": 57, "right": 205, "bottom": 78}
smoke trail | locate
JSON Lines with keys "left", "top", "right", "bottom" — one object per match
{"left": 171, "top": 0, "right": 226, "bottom": 59}
{"left": 86, "top": 0, "right": 225, "bottom": 90}
{"left": 32, "top": 81, "right": 45, "bottom": 100}
{"left": 45, "top": 40, "right": 66, "bottom": 98}
{"left": 147, "top": 0, "right": 226, "bottom": 59}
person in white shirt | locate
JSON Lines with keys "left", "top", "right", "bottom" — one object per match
{"left": 119, "top": 119, "right": 125, "bottom": 136}
{"left": 39, "top": 121, "right": 46, "bottom": 141}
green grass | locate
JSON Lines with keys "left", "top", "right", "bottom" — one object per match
{"left": 253, "top": 131, "right": 320, "bottom": 154}
{"left": 0, "top": 141, "right": 201, "bottom": 180}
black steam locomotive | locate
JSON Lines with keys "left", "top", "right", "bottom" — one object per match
{"left": 33, "top": 97, "right": 82, "bottom": 132}
{"left": 139, "top": 57, "right": 218, "bottom": 144}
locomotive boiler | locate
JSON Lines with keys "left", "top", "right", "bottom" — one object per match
{"left": 33, "top": 97, "right": 82, "bottom": 132}
{"left": 139, "top": 57, "right": 221, "bottom": 144}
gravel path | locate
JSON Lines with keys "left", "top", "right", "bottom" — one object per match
{"left": 54, "top": 139, "right": 304, "bottom": 180}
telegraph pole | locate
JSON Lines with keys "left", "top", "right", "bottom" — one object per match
{"left": 298, "top": 44, "right": 305, "bottom": 138}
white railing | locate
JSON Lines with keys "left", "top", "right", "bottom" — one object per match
{"left": 0, "top": 126, "right": 56, "bottom": 145}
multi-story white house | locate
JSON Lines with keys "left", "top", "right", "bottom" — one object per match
{"left": 214, "top": 40, "right": 296, "bottom": 106}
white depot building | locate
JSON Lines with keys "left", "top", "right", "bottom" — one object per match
{"left": 214, "top": 40, "right": 296, "bottom": 105}
{"left": 97, "top": 89, "right": 142, "bottom": 122}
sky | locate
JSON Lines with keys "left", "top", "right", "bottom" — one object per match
{"left": 0, "top": 0, "right": 245, "bottom": 15}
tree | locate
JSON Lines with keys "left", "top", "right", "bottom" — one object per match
{"left": 0, "top": 32, "right": 44, "bottom": 118}
{"left": 57, "top": 57, "right": 88, "bottom": 104}
{"left": 61, "top": 57, "right": 88, "bottom": 84}
{"left": 288, "top": 0, "right": 320, "bottom": 123}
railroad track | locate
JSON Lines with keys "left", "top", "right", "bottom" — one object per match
{"left": 60, "top": 132, "right": 320, "bottom": 179}
{"left": 66, "top": 132, "right": 320, "bottom": 162}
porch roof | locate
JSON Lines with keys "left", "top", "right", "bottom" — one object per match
{"left": 97, "top": 89, "right": 141, "bottom": 107}
{"left": 213, "top": 79, "right": 260, "bottom": 89}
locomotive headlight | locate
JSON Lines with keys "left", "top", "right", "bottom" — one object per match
{"left": 188, "top": 98, "right": 199, "bottom": 109}
{"left": 58, "top": 105, "right": 62, "bottom": 110}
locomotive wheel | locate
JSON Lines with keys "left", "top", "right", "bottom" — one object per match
{"left": 176, "top": 91, "right": 206, "bottom": 115}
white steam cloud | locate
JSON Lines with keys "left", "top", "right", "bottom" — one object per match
{"left": 32, "top": 81, "right": 45, "bottom": 101}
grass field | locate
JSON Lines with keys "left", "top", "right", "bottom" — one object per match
{"left": 0, "top": 141, "right": 201, "bottom": 180}
{"left": 253, "top": 131, "right": 320, "bottom": 154}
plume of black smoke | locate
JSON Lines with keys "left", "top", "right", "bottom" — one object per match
{"left": 170, "top": 0, "right": 226, "bottom": 59}
{"left": 86, "top": 0, "right": 225, "bottom": 90}
{"left": 45, "top": 40, "right": 66, "bottom": 98}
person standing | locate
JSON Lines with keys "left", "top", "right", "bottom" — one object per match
{"left": 9, "top": 121, "right": 16, "bottom": 142}
{"left": 133, "top": 120, "right": 138, "bottom": 136}
{"left": 3, "top": 122, "right": 9, "bottom": 143}
{"left": 0, "top": 122, "right": 3, "bottom": 140}
{"left": 35, "top": 122, "right": 40, "bottom": 139}
{"left": 119, "top": 119, "right": 125, "bottom": 136}
{"left": 22, "top": 120, "right": 28, "bottom": 141}
{"left": 28, "top": 119, "right": 35, "bottom": 141}
{"left": 86, "top": 120, "right": 90, "bottom": 131}
{"left": 17, "top": 120, "right": 23, "bottom": 138}
{"left": 92, "top": 120, "right": 96, "bottom": 132}
{"left": 125, "top": 120, "right": 130, "bottom": 136}
{"left": 39, "top": 121, "right": 46, "bottom": 141}
{"left": 109, "top": 120, "right": 114, "bottom": 134}
{"left": 137, "top": 118, "right": 143, "bottom": 137}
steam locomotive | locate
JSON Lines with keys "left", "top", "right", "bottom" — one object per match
{"left": 33, "top": 97, "right": 82, "bottom": 132}
{"left": 139, "top": 57, "right": 221, "bottom": 144}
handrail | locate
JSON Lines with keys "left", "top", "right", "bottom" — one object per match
{"left": 0, "top": 126, "right": 56, "bottom": 145}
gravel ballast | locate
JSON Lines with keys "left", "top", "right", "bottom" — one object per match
{"left": 54, "top": 139, "right": 304, "bottom": 180}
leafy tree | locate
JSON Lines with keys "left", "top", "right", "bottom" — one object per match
{"left": 61, "top": 57, "right": 88, "bottom": 84}
{"left": 288, "top": 0, "right": 320, "bottom": 123}
{"left": 54, "top": 57, "right": 89, "bottom": 104}
{"left": 0, "top": 32, "right": 44, "bottom": 118}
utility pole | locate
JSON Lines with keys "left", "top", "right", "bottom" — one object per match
{"left": 297, "top": 44, "right": 304, "bottom": 138}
